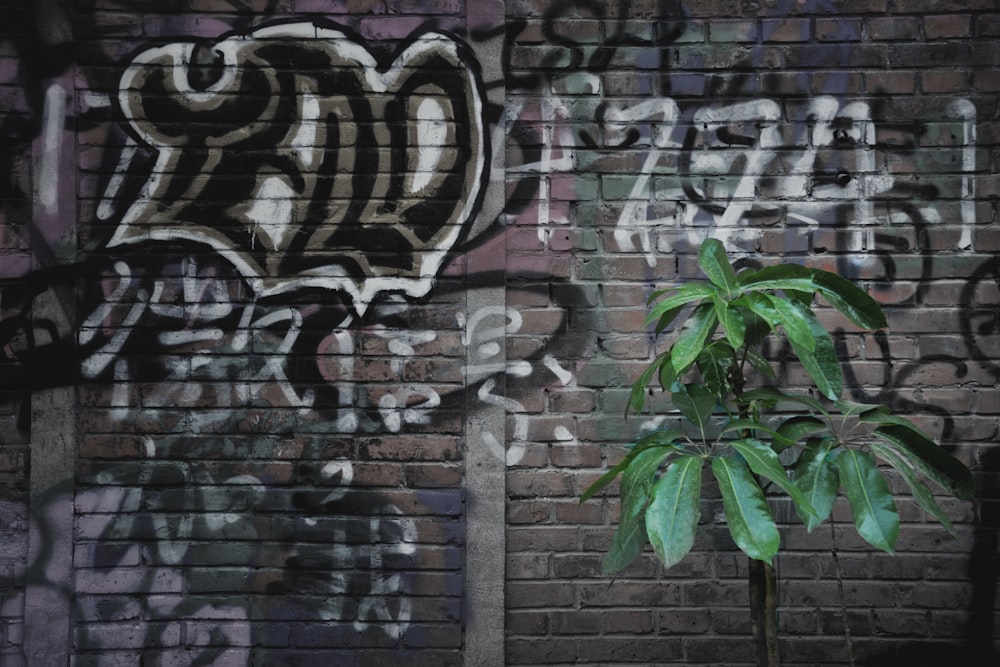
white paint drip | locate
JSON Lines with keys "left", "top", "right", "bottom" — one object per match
{"left": 38, "top": 84, "right": 66, "bottom": 216}
{"left": 244, "top": 177, "right": 296, "bottom": 251}
{"left": 412, "top": 97, "right": 447, "bottom": 193}
{"left": 948, "top": 99, "right": 977, "bottom": 250}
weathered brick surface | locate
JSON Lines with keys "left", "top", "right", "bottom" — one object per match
{"left": 502, "top": 1, "right": 1000, "bottom": 666}
{"left": 0, "top": 0, "right": 997, "bottom": 664}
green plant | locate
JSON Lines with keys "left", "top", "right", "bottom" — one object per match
{"left": 582, "top": 239, "right": 974, "bottom": 667}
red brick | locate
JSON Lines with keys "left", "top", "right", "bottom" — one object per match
{"left": 868, "top": 16, "right": 920, "bottom": 40}
{"left": 924, "top": 14, "right": 973, "bottom": 38}
{"left": 923, "top": 70, "right": 971, "bottom": 94}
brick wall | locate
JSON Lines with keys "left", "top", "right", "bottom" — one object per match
{"left": 505, "top": 1, "right": 999, "bottom": 665}
{"left": 0, "top": 0, "right": 997, "bottom": 665}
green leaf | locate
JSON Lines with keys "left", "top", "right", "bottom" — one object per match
{"left": 711, "top": 456, "right": 780, "bottom": 563}
{"left": 696, "top": 342, "right": 736, "bottom": 398}
{"left": 739, "top": 292, "right": 782, "bottom": 336}
{"left": 648, "top": 281, "right": 711, "bottom": 305}
{"left": 670, "top": 302, "right": 719, "bottom": 375}
{"left": 720, "top": 418, "right": 797, "bottom": 451}
{"left": 742, "top": 309, "right": 772, "bottom": 347}
{"left": 603, "top": 519, "right": 647, "bottom": 575}
{"left": 672, "top": 383, "right": 717, "bottom": 433}
{"left": 838, "top": 400, "right": 888, "bottom": 419}
{"left": 811, "top": 270, "right": 887, "bottom": 330}
{"left": 713, "top": 295, "right": 746, "bottom": 349}
{"left": 738, "top": 264, "right": 886, "bottom": 332}
{"left": 738, "top": 263, "right": 817, "bottom": 292}
{"left": 767, "top": 294, "right": 817, "bottom": 354}
{"left": 698, "top": 238, "right": 738, "bottom": 296}
{"left": 743, "top": 347, "right": 777, "bottom": 380}
{"left": 871, "top": 424, "right": 974, "bottom": 501}
{"left": 836, "top": 449, "right": 899, "bottom": 554}
{"left": 787, "top": 314, "right": 842, "bottom": 400}
{"left": 644, "top": 282, "right": 716, "bottom": 328}
{"left": 786, "top": 288, "right": 814, "bottom": 308}
{"left": 730, "top": 438, "right": 817, "bottom": 518}
{"left": 659, "top": 358, "right": 679, "bottom": 393}
{"left": 870, "top": 442, "right": 959, "bottom": 541}
{"left": 645, "top": 455, "right": 703, "bottom": 570}
{"left": 627, "top": 351, "right": 669, "bottom": 416}
{"left": 791, "top": 440, "right": 840, "bottom": 532}
{"left": 740, "top": 387, "right": 829, "bottom": 417}
{"left": 654, "top": 306, "right": 684, "bottom": 336}
{"left": 604, "top": 446, "right": 675, "bottom": 573}
{"left": 776, "top": 415, "right": 831, "bottom": 447}
{"left": 581, "top": 429, "right": 683, "bottom": 502}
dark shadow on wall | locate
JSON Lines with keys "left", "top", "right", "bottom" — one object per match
{"left": 858, "top": 443, "right": 997, "bottom": 667}
{"left": 841, "top": 216, "right": 1000, "bottom": 667}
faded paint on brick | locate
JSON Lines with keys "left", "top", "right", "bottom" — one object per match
{"left": 0, "top": 0, "right": 997, "bottom": 665}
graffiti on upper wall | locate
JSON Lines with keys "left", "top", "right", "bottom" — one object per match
{"left": 106, "top": 21, "right": 487, "bottom": 310}
{"left": 503, "top": 0, "right": 997, "bottom": 392}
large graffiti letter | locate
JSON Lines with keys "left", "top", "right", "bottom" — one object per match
{"left": 109, "top": 22, "right": 487, "bottom": 313}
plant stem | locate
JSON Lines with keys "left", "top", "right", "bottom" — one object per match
{"left": 748, "top": 558, "right": 780, "bottom": 667}
{"left": 830, "top": 520, "right": 856, "bottom": 667}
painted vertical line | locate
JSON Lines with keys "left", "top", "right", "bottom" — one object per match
{"left": 536, "top": 92, "right": 556, "bottom": 243}
{"left": 25, "top": 72, "right": 76, "bottom": 665}
{"left": 97, "top": 137, "right": 137, "bottom": 221}
{"left": 38, "top": 84, "right": 66, "bottom": 216}
{"left": 947, "top": 99, "right": 977, "bottom": 250}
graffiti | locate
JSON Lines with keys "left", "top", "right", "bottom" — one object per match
{"left": 0, "top": 13, "right": 502, "bottom": 663}
{"left": 1, "top": 1, "right": 997, "bottom": 664}
{"left": 27, "top": 454, "right": 423, "bottom": 660}
{"left": 500, "top": 3, "right": 998, "bottom": 663}
{"left": 102, "top": 21, "right": 488, "bottom": 312}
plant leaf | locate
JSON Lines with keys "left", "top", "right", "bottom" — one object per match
{"left": 811, "top": 270, "right": 887, "bottom": 330}
{"left": 603, "top": 446, "right": 675, "bottom": 573}
{"left": 738, "top": 263, "right": 817, "bottom": 292}
{"left": 870, "top": 442, "right": 959, "bottom": 540}
{"left": 767, "top": 294, "right": 816, "bottom": 354}
{"left": 698, "top": 238, "right": 738, "bottom": 295}
{"left": 581, "top": 429, "right": 683, "bottom": 502}
{"left": 670, "top": 301, "right": 719, "bottom": 375}
{"left": 714, "top": 295, "right": 747, "bottom": 349}
{"left": 791, "top": 440, "right": 840, "bottom": 532}
{"left": 739, "top": 265, "right": 886, "bottom": 331}
{"left": 740, "top": 387, "right": 829, "bottom": 417}
{"left": 787, "top": 314, "right": 842, "bottom": 400}
{"left": 659, "top": 358, "right": 679, "bottom": 393}
{"left": 720, "top": 418, "right": 796, "bottom": 451}
{"left": 696, "top": 342, "right": 736, "bottom": 398}
{"left": 743, "top": 347, "right": 777, "bottom": 380}
{"left": 672, "top": 383, "right": 718, "bottom": 433}
{"left": 730, "top": 438, "right": 817, "bottom": 518}
{"left": 776, "top": 415, "right": 831, "bottom": 446}
{"left": 871, "top": 424, "right": 974, "bottom": 501}
{"left": 654, "top": 306, "right": 684, "bottom": 336}
{"left": 711, "top": 456, "right": 780, "bottom": 563}
{"left": 627, "top": 351, "right": 670, "bottom": 416}
{"left": 644, "top": 282, "right": 716, "bottom": 327}
{"left": 838, "top": 400, "right": 889, "bottom": 419}
{"left": 645, "top": 454, "right": 703, "bottom": 569}
{"left": 739, "top": 292, "right": 782, "bottom": 337}
{"left": 836, "top": 449, "right": 899, "bottom": 554}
